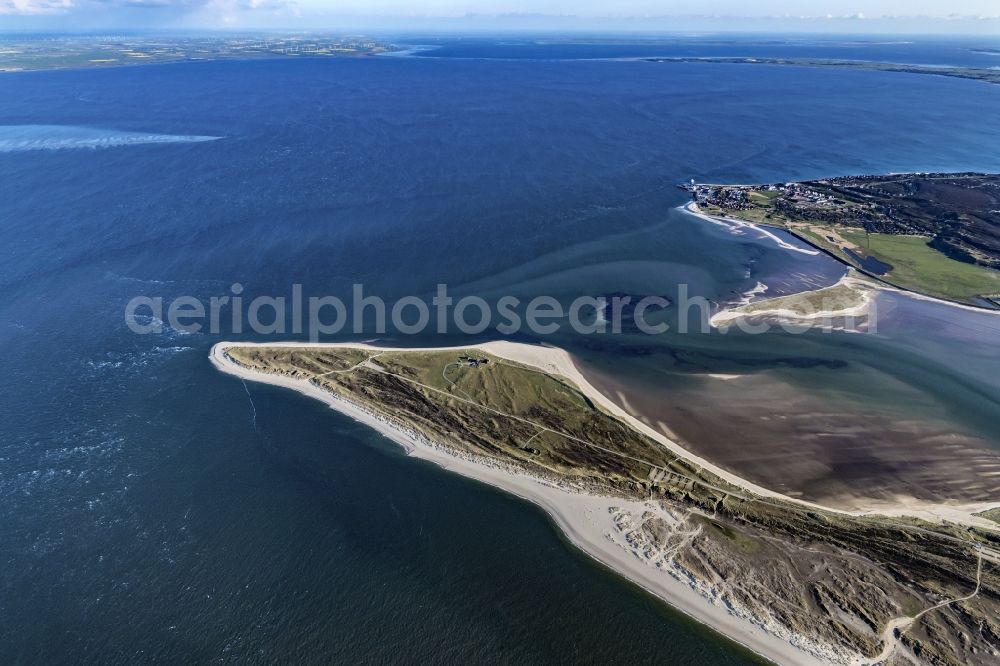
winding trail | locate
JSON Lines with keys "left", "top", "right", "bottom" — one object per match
{"left": 316, "top": 352, "right": 382, "bottom": 377}
{"left": 856, "top": 549, "right": 984, "bottom": 666}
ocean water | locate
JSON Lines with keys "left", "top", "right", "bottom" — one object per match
{"left": 2, "top": 41, "right": 1000, "bottom": 663}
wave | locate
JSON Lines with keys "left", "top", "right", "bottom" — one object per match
{"left": 125, "top": 313, "right": 201, "bottom": 338}
{"left": 0, "top": 125, "right": 221, "bottom": 153}
{"left": 86, "top": 344, "right": 193, "bottom": 373}
{"left": 680, "top": 203, "right": 820, "bottom": 256}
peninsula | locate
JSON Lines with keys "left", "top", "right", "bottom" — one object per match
{"left": 644, "top": 57, "right": 1000, "bottom": 87}
{"left": 212, "top": 341, "right": 1000, "bottom": 666}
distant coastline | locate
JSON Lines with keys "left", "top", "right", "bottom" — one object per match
{"left": 0, "top": 34, "right": 393, "bottom": 74}
{"left": 678, "top": 172, "right": 1000, "bottom": 312}
{"left": 643, "top": 56, "right": 1000, "bottom": 86}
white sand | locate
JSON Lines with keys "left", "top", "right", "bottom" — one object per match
{"left": 709, "top": 275, "right": 874, "bottom": 328}
{"left": 682, "top": 202, "right": 819, "bottom": 256}
{"left": 210, "top": 340, "right": 1000, "bottom": 665}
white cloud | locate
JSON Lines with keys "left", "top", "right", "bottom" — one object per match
{"left": 1, "top": 0, "right": 998, "bottom": 29}
{"left": 0, "top": 0, "right": 74, "bottom": 14}
{"left": 0, "top": 0, "right": 296, "bottom": 18}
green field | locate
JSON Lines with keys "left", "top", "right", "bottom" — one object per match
{"left": 748, "top": 191, "right": 780, "bottom": 204}
{"left": 701, "top": 202, "right": 791, "bottom": 226}
{"left": 789, "top": 227, "right": 844, "bottom": 257}
{"left": 839, "top": 230, "right": 1000, "bottom": 302}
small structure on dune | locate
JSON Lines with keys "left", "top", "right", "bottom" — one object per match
{"left": 457, "top": 355, "right": 490, "bottom": 368}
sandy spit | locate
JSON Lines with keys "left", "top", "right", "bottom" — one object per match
{"left": 209, "top": 340, "right": 1000, "bottom": 663}
{"left": 709, "top": 275, "right": 874, "bottom": 328}
{"left": 210, "top": 341, "right": 845, "bottom": 665}
{"left": 212, "top": 341, "right": 1000, "bottom": 528}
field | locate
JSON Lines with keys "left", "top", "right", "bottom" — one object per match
{"left": 791, "top": 226, "right": 846, "bottom": 256}
{"left": 700, "top": 202, "right": 784, "bottom": 226}
{"left": 839, "top": 230, "right": 1000, "bottom": 301}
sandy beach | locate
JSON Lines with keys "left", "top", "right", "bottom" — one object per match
{"left": 708, "top": 275, "right": 875, "bottom": 328}
{"left": 681, "top": 201, "right": 819, "bottom": 256}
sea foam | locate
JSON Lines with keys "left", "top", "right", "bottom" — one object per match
{"left": 0, "top": 124, "right": 221, "bottom": 152}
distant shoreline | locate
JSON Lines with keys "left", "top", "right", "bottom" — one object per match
{"left": 642, "top": 56, "right": 1000, "bottom": 87}
{"left": 0, "top": 52, "right": 386, "bottom": 76}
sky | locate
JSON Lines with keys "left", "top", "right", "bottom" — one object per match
{"left": 2, "top": 0, "right": 1000, "bottom": 34}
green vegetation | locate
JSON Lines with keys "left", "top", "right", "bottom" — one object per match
{"left": 227, "top": 346, "right": 697, "bottom": 490}
{"left": 748, "top": 190, "right": 779, "bottom": 204}
{"left": 839, "top": 230, "right": 1000, "bottom": 301}
{"left": 226, "top": 346, "right": 370, "bottom": 378}
{"left": 701, "top": 203, "right": 779, "bottom": 226}
{"left": 708, "top": 191, "right": 999, "bottom": 307}
{"left": 693, "top": 515, "right": 762, "bottom": 554}
{"left": 977, "top": 508, "right": 1000, "bottom": 525}
{"left": 791, "top": 227, "right": 845, "bottom": 256}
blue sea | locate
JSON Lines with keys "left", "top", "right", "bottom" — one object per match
{"left": 2, "top": 37, "right": 1000, "bottom": 664}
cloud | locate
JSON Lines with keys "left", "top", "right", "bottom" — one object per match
{"left": 0, "top": 0, "right": 296, "bottom": 16}
{"left": 116, "top": 0, "right": 199, "bottom": 7}
{"left": 0, "top": 0, "right": 75, "bottom": 14}
{"left": 234, "top": 0, "right": 292, "bottom": 8}
{"left": 0, "top": 0, "right": 295, "bottom": 18}
{"left": 2, "top": 0, "right": 998, "bottom": 29}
